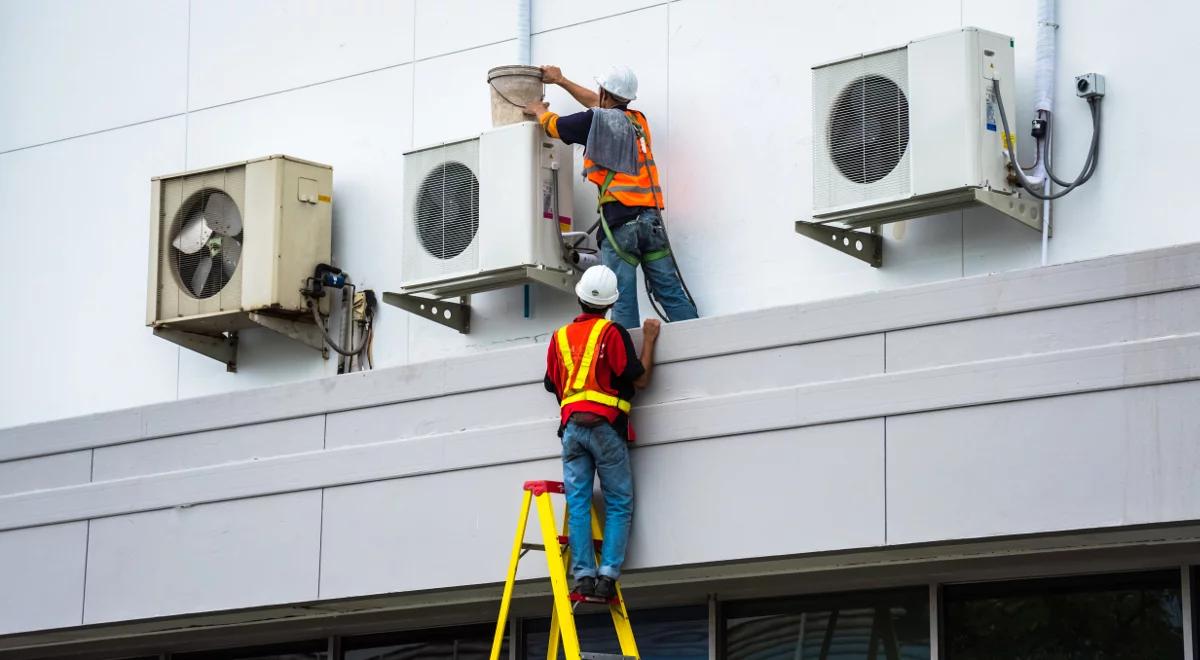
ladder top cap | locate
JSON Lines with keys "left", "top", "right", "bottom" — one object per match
{"left": 523, "top": 480, "right": 565, "bottom": 495}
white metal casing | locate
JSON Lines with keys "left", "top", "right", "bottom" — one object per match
{"left": 146, "top": 155, "right": 333, "bottom": 333}
{"left": 400, "top": 121, "right": 575, "bottom": 294}
{"left": 812, "top": 27, "right": 1017, "bottom": 218}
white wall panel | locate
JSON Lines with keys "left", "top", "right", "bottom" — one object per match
{"left": 83, "top": 492, "right": 321, "bottom": 624}
{"left": 887, "top": 382, "right": 1200, "bottom": 545}
{"left": 962, "top": 0, "right": 1200, "bottom": 267}
{"left": 182, "top": 65, "right": 414, "bottom": 395}
{"left": 188, "top": 0, "right": 415, "bottom": 110}
{"left": 412, "top": 41, "right": 522, "bottom": 149}
{"left": 0, "top": 451, "right": 91, "bottom": 497}
{"left": 886, "top": 288, "right": 1200, "bottom": 372}
{"left": 532, "top": 0, "right": 665, "bottom": 34}
{"left": 630, "top": 421, "right": 885, "bottom": 568}
{"left": 325, "top": 384, "right": 547, "bottom": 449}
{"left": 0, "top": 118, "right": 185, "bottom": 428}
{"left": 666, "top": 0, "right": 963, "bottom": 318}
{"left": 415, "top": 0, "right": 516, "bottom": 60}
{"left": 0, "top": 522, "right": 87, "bottom": 634}
{"left": 324, "top": 334, "right": 881, "bottom": 449}
{"left": 0, "top": 0, "right": 188, "bottom": 152}
{"left": 93, "top": 416, "right": 324, "bottom": 481}
{"left": 319, "top": 458, "right": 559, "bottom": 598}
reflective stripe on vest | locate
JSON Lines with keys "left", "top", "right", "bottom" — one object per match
{"left": 584, "top": 110, "right": 664, "bottom": 209}
{"left": 555, "top": 318, "right": 633, "bottom": 414}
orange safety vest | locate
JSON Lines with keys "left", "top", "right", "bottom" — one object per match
{"left": 555, "top": 318, "right": 632, "bottom": 415}
{"left": 582, "top": 109, "right": 664, "bottom": 210}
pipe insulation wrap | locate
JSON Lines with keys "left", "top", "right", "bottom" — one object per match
{"left": 516, "top": 0, "right": 531, "bottom": 65}
{"left": 1033, "top": 0, "right": 1058, "bottom": 114}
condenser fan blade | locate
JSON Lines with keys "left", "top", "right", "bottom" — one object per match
{"left": 218, "top": 237, "right": 242, "bottom": 278}
{"left": 191, "top": 254, "right": 214, "bottom": 295}
{"left": 172, "top": 212, "right": 213, "bottom": 254}
{"left": 203, "top": 192, "right": 242, "bottom": 236}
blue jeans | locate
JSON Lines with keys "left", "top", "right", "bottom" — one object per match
{"left": 561, "top": 421, "right": 633, "bottom": 579}
{"left": 600, "top": 209, "right": 699, "bottom": 330}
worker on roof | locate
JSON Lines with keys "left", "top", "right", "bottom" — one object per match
{"left": 544, "top": 265, "right": 661, "bottom": 600}
{"left": 526, "top": 64, "right": 698, "bottom": 331}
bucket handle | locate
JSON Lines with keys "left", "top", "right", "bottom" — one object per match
{"left": 489, "top": 78, "right": 545, "bottom": 110}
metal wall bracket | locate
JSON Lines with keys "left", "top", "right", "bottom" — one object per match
{"left": 795, "top": 221, "right": 883, "bottom": 268}
{"left": 522, "top": 265, "right": 578, "bottom": 294}
{"left": 382, "top": 292, "right": 471, "bottom": 334}
{"left": 973, "top": 188, "right": 1045, "bottom": 234}
{"left": 154, "top": 327, "right": 239, "bottom": 372}
{"left": 248, "top": 312, "right": 329, "bottom": 359}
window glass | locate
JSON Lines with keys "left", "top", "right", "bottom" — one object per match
{"left": 173, "top": 640, "right": 327, "bottom": 660}
{"left": 943, "top": 569, "right": 1184, "bottom": 659}
{"left": 1192, "top": 566, "right": 1199, "bottom": 659}
{"left": 523, "top": 605, "right": 707, "bottom": 659}
{"left": 344, "top": 625, "right": 502, "bottom": 660}
{"left": 723, "top": 588, "right": 930, "bottom": 659}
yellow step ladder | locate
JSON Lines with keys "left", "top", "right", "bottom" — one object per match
{"left": 489, "top": 480, "right": 639, "bottom": 660}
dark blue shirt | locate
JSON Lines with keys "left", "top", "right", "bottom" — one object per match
{"left": 553, "top": 108, "right": 647, "bottom": 228}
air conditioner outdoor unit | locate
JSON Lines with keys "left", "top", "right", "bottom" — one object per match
{"left": 146, "top": 155, "right": 333, "bottom": 369}
{"left": 808, "top": 27, "right": 1041, "bottom": 233}
{"left": 397, "top": 120, "right": 578, "bottom": 300}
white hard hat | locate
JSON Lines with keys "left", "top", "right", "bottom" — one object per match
{"left": 576, "top": 265, "right": 620, "bottom": 307}
{"left": 595, "top": 65, "right": 638, "bottom": 102}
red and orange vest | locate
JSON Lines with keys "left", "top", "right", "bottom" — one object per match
{"left": 553, "top": 317, "right": 632, "bottom": 419}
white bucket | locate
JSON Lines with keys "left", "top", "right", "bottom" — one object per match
{"left": 487, "top": 65, "right": 544, "bottom": 127}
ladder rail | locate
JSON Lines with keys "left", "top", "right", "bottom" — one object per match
{"left": 537, "top": 491, "right": 584, "bottom": 659}
{"left": 489, "top": 489, "right": 534, "bottom": 660}
{"left": 489, "top": 481, "right": 640, "bottom": 660}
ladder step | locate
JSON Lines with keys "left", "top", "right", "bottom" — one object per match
{"left": 580, "top": 654, "right": 637, "bottom": 660}
{"left": 570, "top": 592, "right": 620, "bottom": 605}
{"left": 558, "top": 534, "right": 604, "bottom": 550}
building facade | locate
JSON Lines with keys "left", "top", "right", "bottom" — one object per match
{"left": 2, "top": 1, "right": 1199, "bottom": 658}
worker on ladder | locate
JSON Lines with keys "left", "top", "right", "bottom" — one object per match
{"left": 544, "top": 265, "right": 660, "bottom": 600}
{"left": 526, "top": 64, "right": 698, "bottom": 331}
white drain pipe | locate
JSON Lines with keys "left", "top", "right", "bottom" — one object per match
{"left": 517, "top": 0, "right": 532, "bottom": 314}
{"left": 1034, "top": 0, "right": 1058, "bottom": 265}
{"left": 517, "top": 0, "right": 531, "bottom": 65}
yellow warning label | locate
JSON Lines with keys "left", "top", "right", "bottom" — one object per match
{"left": 1001, "top": 132, "right": 1016, "bottom": 150}
{"left": 317, "top": 194, "right": 332, "bottom": 203}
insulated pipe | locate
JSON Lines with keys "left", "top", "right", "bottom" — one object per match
{"left": 516, "top": 0, "right": 531, "bottom": 65}
{"left": 1034, "top": 0, "right": 1058, "bottom": 264}
{"left": 517, "top": 0, "right": 532, "bottom": 315}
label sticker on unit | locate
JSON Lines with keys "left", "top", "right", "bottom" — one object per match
{"left": 985, "top": 89, "right": 998, "bottom": 131}
{"left": 1002, "top": 132, "right": 1016, "bottom": 150}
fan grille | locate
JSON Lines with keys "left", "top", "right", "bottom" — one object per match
{"left": 828, "top": 74, "right": 910, "bottom": 184}
{"left": 415, "top": 161, "right": 479, "bottom": 261}
{"left": 169, "top": 188, "right": 244, "bottom": 299}
{"left": 812, "top": 46, "right": 910, "bottom": 212}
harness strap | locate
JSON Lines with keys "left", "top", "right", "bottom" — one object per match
{"left": 593, "top": 113, "right": 671, "bottom": 266}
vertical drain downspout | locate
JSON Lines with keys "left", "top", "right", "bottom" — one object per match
{"left": 517, "top": 0, "right": 533, "bottom": 316}
{"left": 1034, "top": 0, "right": 1058, "bottom": 265}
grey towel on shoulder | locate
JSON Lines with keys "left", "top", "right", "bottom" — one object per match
{"left": 586, "top": 108, "right": 640, "bottom": 175}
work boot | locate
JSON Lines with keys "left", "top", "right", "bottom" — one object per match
{"left": 571, "top": 576, "right": 597, "bottom": 598}
{"left": 595, "top": 576, "right": 617, "bottom": 600}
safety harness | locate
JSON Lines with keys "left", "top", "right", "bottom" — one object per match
{"left": 596, "top": 115, "right": 671, "bottom": 266}
{"left": 555, "top": 318, "right": 632, "bottom": 413}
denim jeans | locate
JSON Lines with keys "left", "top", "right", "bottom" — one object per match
{"left": 600, "top": 209, "right": 699, "bottom": 330}
{"left": 560, "top": 421, "right": 633, "bottom": 579}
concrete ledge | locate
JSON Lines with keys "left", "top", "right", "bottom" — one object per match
{"left": 0, "top": 332, "right": 1195, "bottom": 533}
{"left": 2, "top": 242, "right": 1199, "bottom": 461}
